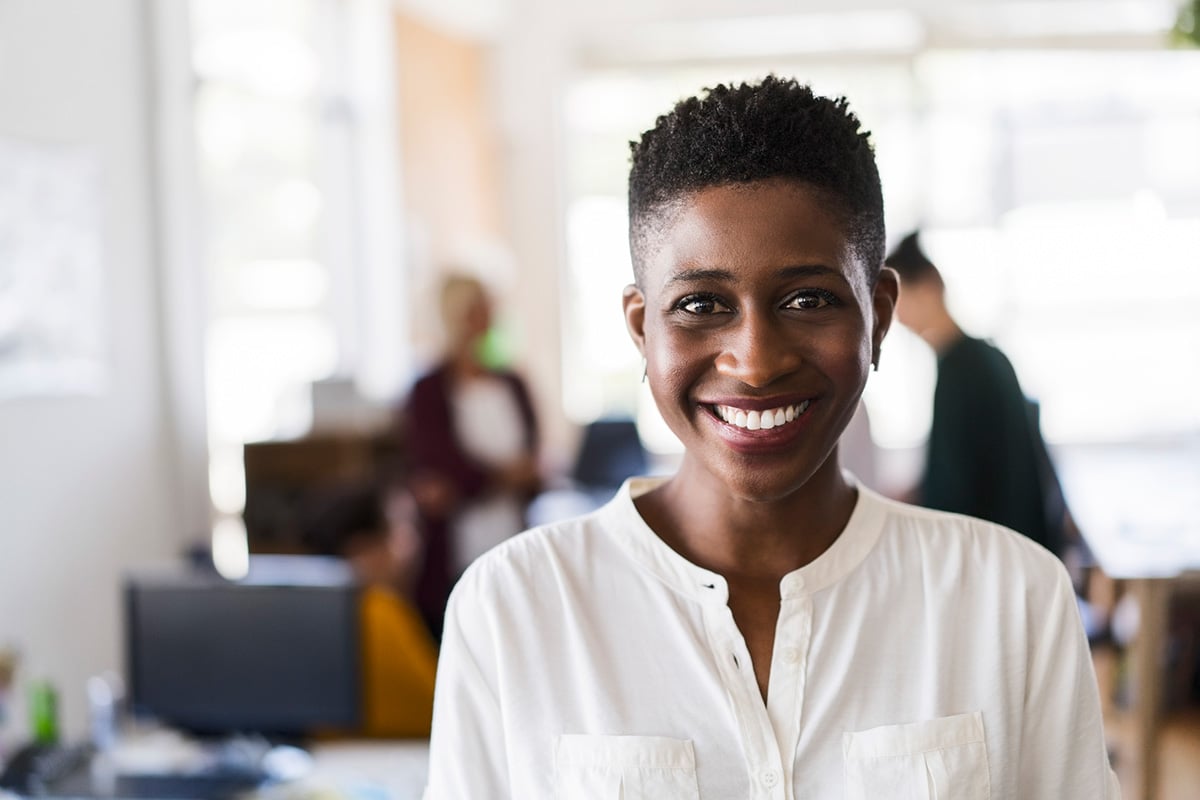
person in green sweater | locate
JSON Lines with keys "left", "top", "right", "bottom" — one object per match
{"left": 886, "top": 231, "right": 1062, "bottom": 557}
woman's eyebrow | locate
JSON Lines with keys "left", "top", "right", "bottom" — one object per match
{"left": 665, "top": 264, "right": 843, "bottom": 286}
{"left": 665, "top": 268, "right": 733, "bottom": 286}
{"left": 776, "top": 264, "right": 843, "bottom": 280}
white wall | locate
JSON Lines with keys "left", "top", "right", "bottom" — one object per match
{"left": 0, "top": 0, "right": 200, "bottom": 740}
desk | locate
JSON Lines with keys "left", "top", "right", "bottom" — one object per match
{"left": 0, "top": 739, "right": 430, "bottom": 800}
{"left": 294, "top": 741, "right": 429, "bottom": 800}
{"left": 1058, "top": 443, "right": 1200, "bottom": 800}
{"left": 1122, "top": 576, "right": 1200, "bottom": 800}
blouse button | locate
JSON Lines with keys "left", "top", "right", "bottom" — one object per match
{"left": 761, "top": 769, "right": 779, "bottom": 787}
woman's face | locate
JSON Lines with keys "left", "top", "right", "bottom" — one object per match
{"left": 623, "top": 180, "right": 897, "bottom": 502}
{"left": 463, "top": 291, "right": 493, "bottom": 343}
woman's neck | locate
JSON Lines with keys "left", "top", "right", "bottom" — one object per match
{"left": 638, "top": 458, "right": 856, "bottom": 583}
{"left": 448, "top": 346, "right": 485, "bottom": 379}
{"left": 919, "top": 310, "right": 963, "bottom": 356}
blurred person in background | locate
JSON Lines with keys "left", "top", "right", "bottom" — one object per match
{"left": 887, "top": 234, "right": 1119, "bottom": 652}
{"left": 402, "top": 273, "right": 542, "bottom": 639}
{"left": 886, "top": 231, "right": 1064, "bottom": 558}
{"left": 304, "top": 482, "right": 437, "bottom": 738}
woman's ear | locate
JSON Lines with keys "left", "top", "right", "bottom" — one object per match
{"left": 871, "top": 267, "right": 900, "bottom": 366}
{"left": 622, "top": 284, "right": 647, "bottom": 357}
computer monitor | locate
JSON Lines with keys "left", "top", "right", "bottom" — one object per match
{"left": 124, "top": 557, "right": 362, "bottom": 737}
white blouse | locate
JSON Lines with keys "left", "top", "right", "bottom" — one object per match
{"left": 449, "top": 375, "right": 527, "bottom": 572}
{"left": 424, "top": 478, "right": 1119, "bottom": 799}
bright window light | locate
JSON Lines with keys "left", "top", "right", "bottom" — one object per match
{"left": 563, "top": 49, "right": 1200, "bottom": 487}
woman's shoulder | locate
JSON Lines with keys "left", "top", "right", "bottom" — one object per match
{"left": 487, "top": 366, "right": 533, "bottom": 393}
{"left": 868, "top": 491, "right": 1066, "bottom": 585}
{"left": 407, "top": 363, "right": 452, "bottom": 399}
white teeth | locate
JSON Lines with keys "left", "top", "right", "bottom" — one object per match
{"left": 715, "top": 401, "right": 810, "bottom": 431}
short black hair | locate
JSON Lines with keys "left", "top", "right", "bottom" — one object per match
{"left": 628, "top": 75, "right": 884, "bottom": 285}
{"left": 884, "top": 230, "right": 942, "bottom": 287}
{"left": 302, "top": 483, "right": 386, "bottom": 556}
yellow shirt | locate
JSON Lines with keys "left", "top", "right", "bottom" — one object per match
{"left": 359, "top": 585, "right": 438, "bottom": 737}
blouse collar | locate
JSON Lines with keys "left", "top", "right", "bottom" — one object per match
{"left": 600, "top": 475, "right": 888, "bottom": 604}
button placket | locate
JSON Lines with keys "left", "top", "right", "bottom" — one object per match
{"left": 765, "top": 590, "right": 814, "bottom": 800}
{"left": 704, "top": 602, "right": 786, "bottom": 800}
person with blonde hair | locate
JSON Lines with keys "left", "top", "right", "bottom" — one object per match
{"left": 402, "top": 273, "right": 541, "bottom": 639}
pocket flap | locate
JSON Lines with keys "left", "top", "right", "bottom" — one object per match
{"left": 556, "top": 735, "right": 696, "bottom": 771}
{"left": 843, "top": 711, "right": 985, "bottom": 761}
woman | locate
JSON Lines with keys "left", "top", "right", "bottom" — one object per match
{"left": 423, "top": 78, "right": 1118, "bottom": 799}
{"left": 403, "top": 274, "right": 541, "bottom": 640}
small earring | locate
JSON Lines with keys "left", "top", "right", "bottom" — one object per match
{"left": 641, "top": 360, "right": 648, "bottom": 383}
{"left": 872, "top": 351, "right": 881, "bottom": 372}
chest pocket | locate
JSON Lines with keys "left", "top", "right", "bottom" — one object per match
{"left": 842, "top": 711, "right": 991, "bottom": 800}
{"left": 554, "top": 735, "right": 700, "bottom": 800}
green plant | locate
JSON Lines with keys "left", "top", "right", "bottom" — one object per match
{"left": 1173, "top": 0, "right": 1200, "bottom": 46}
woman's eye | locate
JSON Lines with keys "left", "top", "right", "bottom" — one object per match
{"left": 677, "top": 295, "right": 729, "bottom": 315}
{"left": 784, "top": 290, "right": 837, "bottom": 310}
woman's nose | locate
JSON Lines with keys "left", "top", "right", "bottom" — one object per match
{"left": 714, "top": 311, "right": 801, "bottom": 388}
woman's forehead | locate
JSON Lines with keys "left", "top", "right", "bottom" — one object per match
{"left": 643, "top": 182, "right": 864, "bottom": 290}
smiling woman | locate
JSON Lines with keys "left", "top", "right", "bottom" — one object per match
{"left": 422, "top": 77, "right": 1120, "bottom": 799}
{"left": 623, "top": 180, "right": 884, "bottom": 510}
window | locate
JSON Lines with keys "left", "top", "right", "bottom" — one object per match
{"left": 189, "top": 0, "right": 403, "bottom": 573}
{"left": 561, "top": 51, "right": 1200, "bottom": 484}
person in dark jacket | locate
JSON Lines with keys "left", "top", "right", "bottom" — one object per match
{"left": 402, "top": 273, "right": 541, "bottom": 638}
{"left": 886, "top": 231, "right": 1062, "bottom": 557}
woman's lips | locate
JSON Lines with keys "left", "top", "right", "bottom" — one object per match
{"left": 711, "top": 400, "right": 811, "bottom": 431}
{"left": 700, "top": 398, "right": 816, "bottom": 452}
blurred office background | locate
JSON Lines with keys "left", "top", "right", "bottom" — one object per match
{"left": 1, "top": 0, "right": 1199, "bottom": 796}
